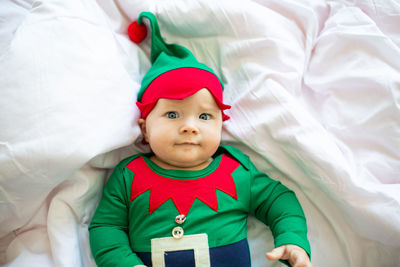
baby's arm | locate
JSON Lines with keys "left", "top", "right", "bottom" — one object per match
{"left": 89, "top": 163, "right": 145, "bottom": 267}
{"left": 248, "top": 160, "right": 311, "bottom": 266}
{"left": 266, "top": 244, "right": 312, "bottom": 267}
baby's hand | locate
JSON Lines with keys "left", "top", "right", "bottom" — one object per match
{"left": 266, "top": 244, "right": 312, "bottom": 267}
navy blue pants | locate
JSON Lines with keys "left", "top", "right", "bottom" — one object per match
{"left": 136, "top": 238, "right": 251, "bottom": 267}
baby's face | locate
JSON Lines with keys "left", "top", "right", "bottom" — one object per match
{"left": 139, "top": 88, "right": 223, "bottom": 170}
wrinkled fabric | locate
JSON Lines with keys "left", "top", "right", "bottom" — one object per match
{"left": 0, "top": 0, "right": 399, "bottom": 266}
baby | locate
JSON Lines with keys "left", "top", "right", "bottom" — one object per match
{"left": 89, "top": 12, "right": 312, "bottom": 267}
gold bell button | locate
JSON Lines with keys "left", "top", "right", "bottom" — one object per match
{"left": 175, "top": 214, "right": 186, "bottom": 224}
{"left": 172, "top": 226, "right": 184, "bottom": 239}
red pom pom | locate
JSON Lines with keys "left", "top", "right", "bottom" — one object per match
{"left": 128, "top": 21, "right": 147, "bottom": 43}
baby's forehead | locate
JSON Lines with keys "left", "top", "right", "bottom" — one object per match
{"left": 157, "top": 98, "right": 219, "bottom": 109}
{"left": 156, "top": 90, "right": 220, "bottom": 110}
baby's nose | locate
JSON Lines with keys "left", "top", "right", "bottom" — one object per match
{"left": 179, "top": 122, "right": 199, "bottom": 134}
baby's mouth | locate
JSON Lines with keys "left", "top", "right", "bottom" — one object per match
{"left": 177, "top": 141, "right": 199, "bottom": 145}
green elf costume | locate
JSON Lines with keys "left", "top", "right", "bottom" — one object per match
{"left": 89, "top": 12, "right": 311, "bottom": 267}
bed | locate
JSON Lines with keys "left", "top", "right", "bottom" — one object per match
{"left": 1, "top": 0, "right": 399, "bottom": 266}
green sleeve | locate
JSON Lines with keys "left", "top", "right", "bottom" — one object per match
{"left": 248, "top": 161, "right": 311, "bottom": 265}
{"left": 89, "top": 162, "right": 144, "bottom": 267}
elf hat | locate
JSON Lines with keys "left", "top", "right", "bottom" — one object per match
{"left": 128, "top": 12, "right": 230, "bottom": 120}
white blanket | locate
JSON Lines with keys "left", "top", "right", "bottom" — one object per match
{"left": 1, "top": 0, "right": 399, "bottom": 266}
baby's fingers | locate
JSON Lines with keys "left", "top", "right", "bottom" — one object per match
{"left": 286, "top": 246, "right": 312, "bottom": 267}
{"left": 265, "top": 246, "right": 286, "bottom": 260}
{"left": 289, "top": 249, "right": 309, "bottom": 267}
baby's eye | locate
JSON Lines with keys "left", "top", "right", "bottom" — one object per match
{"left": 166, "top": 111, "right": 179, "bottom": 119}
{"left": 199, "top": 113, "right": 211, "bottom": 120}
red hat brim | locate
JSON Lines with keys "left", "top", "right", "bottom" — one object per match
{"left": 137, "top": 68, "right": 230, "bottom": 120}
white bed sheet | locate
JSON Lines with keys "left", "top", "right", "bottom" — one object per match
{"left": 0, "top": 0, "right": 399, "bottom": 266}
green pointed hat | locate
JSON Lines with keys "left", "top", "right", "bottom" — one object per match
{"left": 128, "top": 12, "right": 230, "bottom": 120}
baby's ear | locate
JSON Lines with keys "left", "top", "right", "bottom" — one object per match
{"left": 138, "top": 118, "right": 148, "bottom": 141}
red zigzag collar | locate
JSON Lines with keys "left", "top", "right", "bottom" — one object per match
{"left": 127, "top": 154, "right": 240, "bottom": 215}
